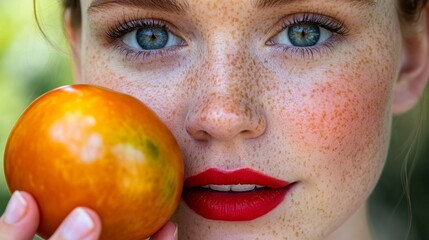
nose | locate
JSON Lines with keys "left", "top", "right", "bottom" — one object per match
{"left": 185, "top": 94, "right": 267, "bottom": 141}
{"left": 185, "top": 54, "right": 267, "bottom": 142}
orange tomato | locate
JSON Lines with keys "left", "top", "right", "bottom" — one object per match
{"left": 4, "top": 84, "right": 184, "bottom": 239}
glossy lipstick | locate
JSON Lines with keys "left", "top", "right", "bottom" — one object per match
{"left": 182, "top": 168, "right": 293, "bottom": 221}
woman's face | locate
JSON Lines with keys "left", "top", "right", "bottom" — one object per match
{"left": 74, "top": 0, "right": 402, "bottom": 238}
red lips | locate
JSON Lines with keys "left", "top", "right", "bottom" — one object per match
{"left": 182, "top": 168, "right": 293, "bottom": 221}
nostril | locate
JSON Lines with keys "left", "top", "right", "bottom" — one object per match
{"left": 243, "top": 115, "right": 267, "bottom": 138}
{"left": 187, "top": 127, "right": 211, "bottom": 141}
{"left": 241, "top": 129, "right": 252, "bottom": 137}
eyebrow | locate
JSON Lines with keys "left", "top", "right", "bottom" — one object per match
{"left": 89, "top": 0, "right": 190, "bottom": 14}
{"left": 255, "top": 0, "right": 375, "bottom": 8}
{"left": 89, "top": 0, "right": 375, "bottom": 14}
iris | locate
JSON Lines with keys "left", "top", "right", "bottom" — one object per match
{"left": 136, "top": 27, "right": 169, "bottom": 50}
{"left": 288, "top": 24, "right": 320, "bottom": 47}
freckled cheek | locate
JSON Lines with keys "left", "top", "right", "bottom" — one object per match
{"left": 281, "top": 69, "right": 393, "bottom": 169}
{"left": 81, "top": 42, "right": 115, "bottom": 84}
{"left": 81, "top": 42, "right": 189, "bottom": 140}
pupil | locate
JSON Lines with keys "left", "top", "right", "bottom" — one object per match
{"left": 136, "top": 27, "right": 169, "bottom": 50}
{"left": 288, "top": 24, "right": 320, "bottom": 47}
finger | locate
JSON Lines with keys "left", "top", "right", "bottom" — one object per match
{"left": 150, "top": 221, "right": 178, "bottom": 240}
{"left": 50, "top": 207, "right": 101, "bottom": 240}
{"left": 0, "top": 191, "right": 40, "bottom": 240}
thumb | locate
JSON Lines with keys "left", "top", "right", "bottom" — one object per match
{"left": 49, "top": 207, "right": 101, "bottom": 240}
{"left": 150, "top": 221, "right": 178, "bottom": 240}
{"left": 0, "top": 191, "right": 40, "bottom": 240}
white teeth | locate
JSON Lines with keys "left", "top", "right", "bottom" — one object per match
{"left": 231, "top": 184, "right": 256, "bottom": 192}
{"left": 209, "top": 185, "right": 231, "bottom": 191}
{"left": 206, "top": 184, "right": 260, "bottom": 192}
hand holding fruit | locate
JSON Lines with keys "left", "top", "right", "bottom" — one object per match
{"left": 0, "top": 192, "right": 178, "bottom": 239}
{"left": 1, "top": 84, "right": 184, "bottom": 239}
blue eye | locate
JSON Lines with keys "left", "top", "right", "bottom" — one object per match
{"left": 288, "top": 24, "right": 321, "bottom": 47}
{"left": 272, "top": 22, "right": 332, "bottom": 48}
{"left": 136, "top": 27, "right": 168, "bottom": 50}
{"left": 123, "top": 25, "right": 183, "bottom": 51}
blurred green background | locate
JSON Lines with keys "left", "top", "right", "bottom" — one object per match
{"left": 0, "top": 0, "right": 428, "bottom": 239}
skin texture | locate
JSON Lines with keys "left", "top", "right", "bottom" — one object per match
{"left": 1, "top": 0, "right": 429, "bottom": 239}
{"left": 76, "top": 0, "right": 401, "bottom": 239}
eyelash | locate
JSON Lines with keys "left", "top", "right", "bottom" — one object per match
{"left": 104, "top": 13, "right": 349, "bottom": 61}
{"left": 105, "top": 18, "right": 183, "bottom": 61}
{"left": 268, "top": 13, "right": 350, "bottom": 58}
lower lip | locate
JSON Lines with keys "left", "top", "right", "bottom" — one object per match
{"left": 182, "top": 185, "right": 293, "bottom": 221}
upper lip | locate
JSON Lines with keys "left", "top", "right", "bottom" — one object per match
{"left": 184, "top": 168, "right": 289, "bottom": 188}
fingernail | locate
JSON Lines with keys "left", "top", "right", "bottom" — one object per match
{"left": 4, "top": 191, "right": 28, "bottom": 224}
{"left": 173, "top": 224, "right": 178, "bottom": 240}
{"left": 61, "top": 208, "right": 95, "bottom": 240}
